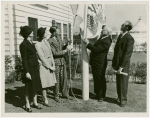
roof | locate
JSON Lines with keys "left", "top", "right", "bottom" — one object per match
{"left": 130, "top": 17, "right": 147, "bottom": 33}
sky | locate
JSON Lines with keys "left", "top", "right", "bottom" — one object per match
{"left": 73, "top": 3, "right": 148, "bottom": 34}
{"left": 103, "top": 4, "right": 148, "bottom": 31}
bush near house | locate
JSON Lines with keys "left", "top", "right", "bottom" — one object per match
{"left": 5, "top": 55, "right": 23, "bottom": 83}
{"left": 105, "top": 62, "right": 147, "bottom": 84}
{"left": 5, "top": 52, "right": 147, "bottom": 84}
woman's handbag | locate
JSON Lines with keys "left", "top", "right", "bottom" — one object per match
{"left": 21, "top": 70, "right": 31, "bottom": 83}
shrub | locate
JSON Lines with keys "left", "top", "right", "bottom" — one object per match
{"left": 135, "top": 62, "right": 147, "bottom": 84}
{"left": 5, "top": 55, "right": 23, "bottom": 83}
{"left": 5, "top": 70, "right": 17, "bottom": 84}
{"left": 141, "top": 42, "right": 147, "bottom": 53}
{"left": 104, "top": 62, "right": 147, "bottom": 84}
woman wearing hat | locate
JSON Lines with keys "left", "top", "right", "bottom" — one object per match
{"left": 35, "top": 27, "right": 57, "bottom": 106}
{"left": 19, "top": 26, "right": 42, "bottom": 112}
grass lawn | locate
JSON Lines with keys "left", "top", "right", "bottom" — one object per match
{"left": 106, "top": 52, "right": 147, "bottom": 70}
{"left": 5, "top": 79, "right": 146, "bottom": 113}
{"left": 107, "top": 52, "right": 147, "bottom": 63}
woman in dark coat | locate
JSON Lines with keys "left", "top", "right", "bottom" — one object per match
{"left": 19, "top": 26, "right": 42, "bottom": 112}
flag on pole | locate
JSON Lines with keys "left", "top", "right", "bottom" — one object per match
{"left": 70, "top": 4, "right": 106, "bottom": 39}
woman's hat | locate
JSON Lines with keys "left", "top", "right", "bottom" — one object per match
{"left": 37, "top": 27, "right": 46, "bottom": 37}
{"left": 19, "top": 26, "right": 33, "bottom": 38}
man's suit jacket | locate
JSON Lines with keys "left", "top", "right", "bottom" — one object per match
{"left": 47, "top": 37, "right": 68, "bottom": 66}
{"left": 112, "top": 32, "right": 134, "bottom": 70}
{"left": 19, "top": 39, "right": 39, "bottom": 73}
{"left": 87, "top": 36, "right": 112, "bottom": 69}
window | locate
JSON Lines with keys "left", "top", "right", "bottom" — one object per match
{"left": 28, "top": 17, "right": 38, "bottom": 41}
{"left": 56, "top": 22, "right": 62, "bottom": 40}
{"left": 63, "top": 24, "right": 67, "bottom": 41}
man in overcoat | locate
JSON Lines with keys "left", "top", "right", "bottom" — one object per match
{"left": 83, "top": 26, "right": 112, "bottom": 102}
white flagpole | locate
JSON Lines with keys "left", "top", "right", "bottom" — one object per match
{"left": 82, "top": 4, "right": 89, "bottom": 101}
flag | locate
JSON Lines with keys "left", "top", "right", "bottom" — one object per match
{"left": 70, "top": 4, "right": 106, "bottom": 39}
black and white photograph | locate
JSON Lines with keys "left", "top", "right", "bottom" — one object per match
{"left": 1, "top": 1, "right": 149, "bottom": 117}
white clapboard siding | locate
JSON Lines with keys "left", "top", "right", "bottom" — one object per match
{"left": 5, "top": 51, "right": 10, "bottom": 55}
{"left": 5, "top": 14, "right": 9, "bottom": 21}
{"left": 5, "top": 4, "right": 8, "bottom": 9}
{"left": 5, "top": 33, "right": 9, "bottom": 39}
{"left": 5, "top": 27, "right": 9, "bottom": 33}
{"left": 5, "top": 8, "right": 8, "bottom": 15}
{"left": 5, "top": 39, "right": 10, "bottom": 45}
{"left": 40, "top": 20, "right": 52, "bottom": 26}
{"left": 5, "top": 3, "right": 9, "bottom": 53}
{"left": 14, "top": 51, "right": 20, "bottom": 55}
{"left": 13, "top": 8, "right": 70, "bottom": 23}
{"left": 13, "top": 27, "right": 21, "bottom": 34}
{"left": 40, "top": 16, "right": 52, "bottom": 22}
{"left": 5, "top": 4, "right": 73, "bottom": 55}
{"left": 5, "top": 44, "right": 10, "bottom": 51}
{"left": 50, "top": 4, "right": 72, "bottom": 15}
{"left": 14, "top": 4, "right": 72, "bottom": 21}
{"left": 60, "top": 4, "right": 69, "bottom": 8}
{"left": 13, "top": 33, "right": 23, "bottom": 39}
{"left": 13, "top": 15, "right": 26, "bottom": 23}
{"left": 13, "top": 21, "right": 26, "bottom": 28}
{"left": 51, "top": 4, "right": 71, "bottom": 13}
{"left": 14, "top": 38, "right": 24, "bottom": 45}
{"left": 5, "top": 21, "right": 9, "bottom": 27}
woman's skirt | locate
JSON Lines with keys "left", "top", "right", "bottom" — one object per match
{"left": 25, "top": 65, "right": 42, "bottom": 95}
{"left": 39, "top": 65, "right": 57, "bottom": 88}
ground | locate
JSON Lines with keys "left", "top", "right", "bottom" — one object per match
{"left": 5, "top": 52, "right": 147, "bottom": 112}
{"left": 5, "top": 80, "right": 146, "bottom": 113}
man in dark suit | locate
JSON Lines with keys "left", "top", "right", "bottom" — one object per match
{"left": 83, "top": 26, "right": 112, "bottom": 102}
{"left": 112, "top": 21, "right": 135, "bottom": 107}
{"left": 48, "top": 26, "right": 72, "bottom": 102}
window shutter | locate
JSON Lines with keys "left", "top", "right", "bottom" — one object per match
{"left": 28, "top": 17, "right": 38, "bottom": 41}
{"left": 52, "top": 20, "right": 56, "bottom": 26}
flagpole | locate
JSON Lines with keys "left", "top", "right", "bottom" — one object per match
{"left": 82, "top": 4, "right": 89, "bottom": 101}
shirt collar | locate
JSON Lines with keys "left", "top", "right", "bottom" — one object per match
{"left": 27, "top": 38, "right": 32, "bottom": 43}
{"left": 121, "top": 31, "right": 128, "bottom": 38}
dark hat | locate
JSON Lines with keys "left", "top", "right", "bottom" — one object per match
{"left": 19, "top": 26, "right": 33, "bottom": 39}
{"left": 37, "top": 27, "right": 46, "bottom": 37}
{"left": 49, "top": 26, "right": 58, "bottom": 34}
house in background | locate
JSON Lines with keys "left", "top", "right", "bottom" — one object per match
{"left": 4, "top": 4, "right": 73, "bottom": 56}
{"left": 130, "top": 17, "right": 148, "bottom": 52}
{"left": 109, "top": 17, "right": 148, "bottom": 53}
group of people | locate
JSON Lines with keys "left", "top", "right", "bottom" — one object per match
{"left": 19, "top": 20, "right": 134, "bottom": 112}
{"left": 83, "top": 21, "right": 134, "bottom": 107}
{"left": 19, "top": 26, "right": 72, "bottom": 112}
